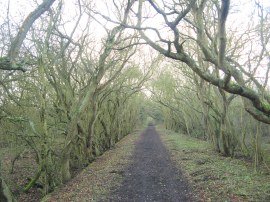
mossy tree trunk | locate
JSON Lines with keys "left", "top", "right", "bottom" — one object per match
{"left": 254, "top": 121, "right": 263, "bottom": 171}
{"left": 216, "top": 88, "right": 237, "bottom": 156}
{"left": 0, "top": 161, "right": 17, "bottom": 202}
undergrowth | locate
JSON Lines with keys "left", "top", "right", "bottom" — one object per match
{"left": 158, "top": 128, "right": 270, "bottom": 202}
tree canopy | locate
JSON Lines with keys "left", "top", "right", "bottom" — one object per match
{"left": 0, "top": 0, "right": 270, "bottom": 200}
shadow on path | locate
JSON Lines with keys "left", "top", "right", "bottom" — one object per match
{"left": 106, "top": 125, "right": 193, "bottom": 202}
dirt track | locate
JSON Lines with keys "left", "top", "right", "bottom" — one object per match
{"left": 107, "top": 125, "right": 193, "bottom": 202}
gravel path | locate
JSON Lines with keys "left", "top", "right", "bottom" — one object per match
{"left": 107, "top": 125, "right": 193, "bottom": 202}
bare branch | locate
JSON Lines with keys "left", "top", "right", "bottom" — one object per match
{"left": 0, "top": 0, "right": 56, "bottom": 72}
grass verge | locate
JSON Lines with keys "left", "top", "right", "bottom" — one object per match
{"left": 158, "top": 127, "right": 270, "bottom": 202}
{"left": 42, "top": 129, "right": 142, "bottom": 202}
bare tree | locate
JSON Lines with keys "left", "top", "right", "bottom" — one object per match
{"left": 107, "top": 0, "right": 270, "bottom": 123}
{"left": 0, "top": 0, "right": 56, "bottom": 72}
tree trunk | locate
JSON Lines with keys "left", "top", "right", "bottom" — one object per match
{"left": 217, "top": 88, "right": 237, "bottom": 156}
{"left": 61, "top": 151, "right": 71, "bottom": 183}
{"left": 254, "top": 122, "right": 263, "bottom": 172}
{"left": 61, "top": 120, "right": 77, "bottom": 182}
{"left": 60, "top": 86, "right": 96, "bottom": 182}
{"left": 23, "top": 166, "right": 42, "bottom": 192}
{"left": 0, "top": 161, "right": 17, "bottom": 202}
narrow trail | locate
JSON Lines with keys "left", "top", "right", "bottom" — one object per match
{"left": 107, "top": 125, "right": 193, "bottom": 202}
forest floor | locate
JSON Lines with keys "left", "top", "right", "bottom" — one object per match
{"left": 43, "top": 125, "right": 270, "bottom": 202}
{"left": 3, "top": 125, "right": 270, "bottom": 201}
{"left": 43, "top": 128, "right": 141, "bottom": 202}
{"left": 44, "top": 125, "right": 194, "bottom": 202}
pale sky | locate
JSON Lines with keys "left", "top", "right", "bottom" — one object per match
{"left": 1, "top": 0, "right": 269, "bottom": 37}
{"left": 0, "top": 0, "right": 269, "bottom": 62}
{"left": 0, "top": 0, "right": 269, "bottom": 86}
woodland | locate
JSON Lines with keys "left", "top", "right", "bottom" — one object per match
{"left": 0, "top": 0, "right": 270, "bottom": 201}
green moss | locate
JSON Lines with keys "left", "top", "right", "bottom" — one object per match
{"left": 261, "top": 101, "right": 270, "bottom": 112}
{"left": 228, "top": 81, "right": 240, "bottom": 91}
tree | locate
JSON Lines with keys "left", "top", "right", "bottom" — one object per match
{"left": 111, "top": 0, "right": 270, "bottom": 123}
{"left": 0, "top": 0, "right": 150, "bottom": 197}
{"left": 0, "top": 0, "right": 56, "bottom": 72}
